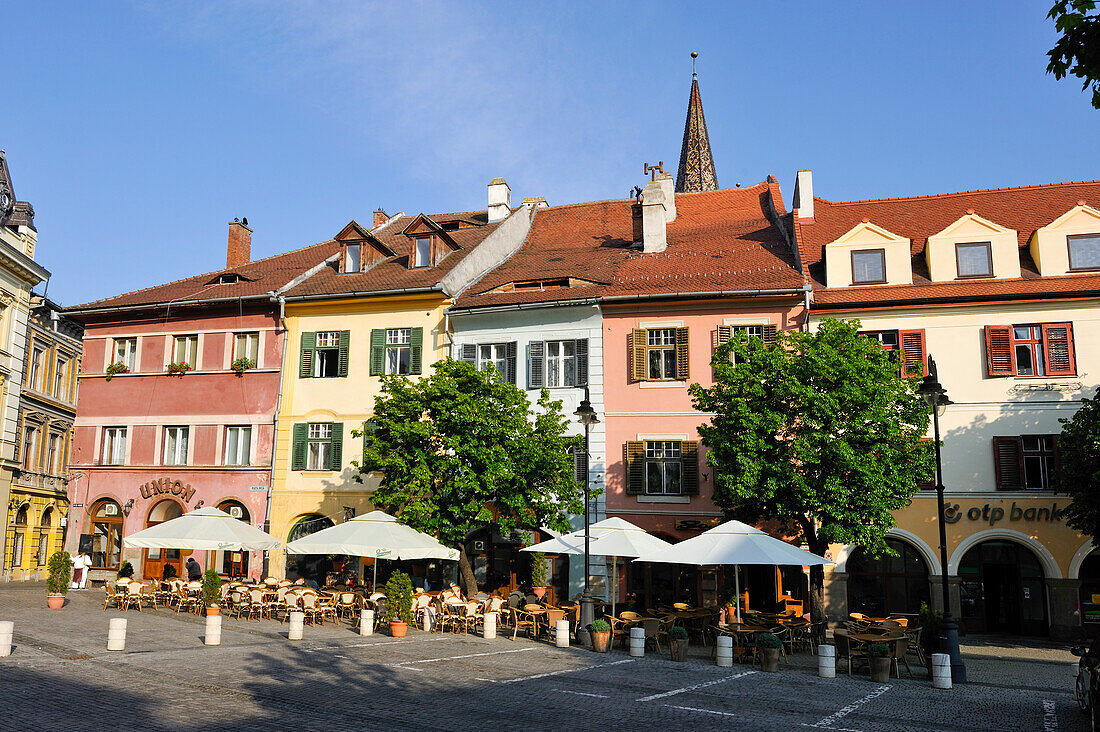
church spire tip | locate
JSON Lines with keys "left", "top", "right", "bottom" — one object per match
{"left": 675, "top": 52, "right": 718, "bottom": 193}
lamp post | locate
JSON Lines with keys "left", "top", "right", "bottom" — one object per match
{"left": 917, "top": 356, "right": 966, "bottom": 684}
{"left": 573, "top": 386, "right": 599, "bottom": 646}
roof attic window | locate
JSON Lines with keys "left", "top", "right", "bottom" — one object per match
{"left": 440, "top": 222, "right": 460, "bottom": 231}
{"left": 955, "top": 241, "right": 993, "bottom": 278}
{"left": 850, "top": 249, "right": 886, "bottom": 285}
{"left": 344, "top": 244, "right": 361, "bottom": 273}
{"left": 513, "top": 278, "right": 571, "bottom": 291}
{"left": 218, "top": 274, "right": 240, "bottom": 284}
{"left": 414, "top": 237, "right": 431, "bottom": 268}
{"left": 1068, "top": 233, "right": 1100, "bottom": 271}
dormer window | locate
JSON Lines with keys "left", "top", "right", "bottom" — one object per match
{"left": 851, "top": 249, "right": 886, "bottom": 285}
{"left": 1068, "top": 233, "right": 1100, "bottom": 271}
{"left": 955, "top": 242, "right": 993, "bottom": 278}
{"left": 218, "top": 274, "right": 240, "bottom": 284}
{"left": 414, "top": 238, "right": 431, "bottom": 268}
{"left": 344, "top": 244, "right": 361, "bottom": 273}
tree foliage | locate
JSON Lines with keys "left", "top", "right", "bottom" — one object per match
{"left": 1055, "top": 388, "right": 1100, "bottom": 542}
{"left": 1047, "top": 0, "right": 1100, "bottom": 109}
{"left": 353, "top": 359, "right": 585, "bottom": 594}
{"left": 690, "top": 319, "right": 934, "bottom": 618}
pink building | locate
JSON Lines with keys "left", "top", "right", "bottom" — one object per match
{"left": 65, "top": 222, "right": 335, "bottom": 581}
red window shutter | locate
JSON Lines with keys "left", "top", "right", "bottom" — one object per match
{"left": 898, "top": 329, "right": 927, "bottom": 378}
{"left": 1042, "top": 323, "right": 1075, "bottom": 376}
{"left": 984, "top": 326, "right": 1015, "bottom": 377}
{"left": 992, "top": 437, "right": 1022, "bottom": 491}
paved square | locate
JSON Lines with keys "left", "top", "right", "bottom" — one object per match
{"left": 0, "top": 584, "right": 1086, "bottom": 731}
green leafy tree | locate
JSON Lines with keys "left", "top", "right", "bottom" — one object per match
{"left": 1047, "top": 0, "right": 1100, "bottom": 108}
{"left": 1055, "top": 388, "right": 1100, "bottom": 540}
{"left": 689, "top": 318, "right": 934, "bottom": 622}
{"left": 353, "top": 359, "right": 585, "bottom": 595}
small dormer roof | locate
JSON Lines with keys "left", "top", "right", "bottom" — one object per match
{"left": 929, "top": 211, "right": 1014, "bottom": 239}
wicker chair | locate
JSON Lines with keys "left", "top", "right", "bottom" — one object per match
{"left": 509, "top": 605, "right": 538, "bottom": 641}
{"left": 102, "top": 583, "right": 123, "bottom": 611}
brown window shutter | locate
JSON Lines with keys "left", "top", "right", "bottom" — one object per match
{"left": 984, "top": 325, "right": 1015, "bottom": 377}
{"left": 762, "top": 324, "right": 778, "bottom": 345}
{"left": 681, "top": 441, "right": 700, "bottom": 495}
{"left": 630, "top": 329, "right": 648, "bottom": 382}
{"left": 992, "top": 436, "right": 1022, "bottom": 490}
{"left": 1042, "top": 323, "right": 1075, "bottom": 375}
{"left": 624, "top": 441, "right": 645, "bottom": 495}
{"left": 898, "top": 329, "right": 927, "bottom": 378}
{"left": 716, "top": 325, "right": 732, "bottom": 345}
{"left": 675, "top": 327, "right": 690, "bottom": 380}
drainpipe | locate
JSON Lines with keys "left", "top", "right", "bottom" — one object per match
{"left": 803, "top": 285, "right": 812, "bottom": 332}
{"left": 262, "top": 294, "right": 289, "bottom": 578}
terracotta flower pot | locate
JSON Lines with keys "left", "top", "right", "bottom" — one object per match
{"left": 390, "top": 621, "right": 408, "bottom": 638}
{"left": 870, "top": 656, "right": 892, "bottom": 683}
{"left": 669, "top": 638, "right": 689, "bottom": 662}
{"left": 207, "top": 606, "right": 220, "bottom": 616}
{"left": 760, "top": 647, "right": 780, "bottom": 672}
{"left": 46, "top": 594, "right": 65, "bottom": 610}
{"left": 532, "top": 587, "right": 547, "bottom": 599}
{"left": 591, "top": 630, "right": 611, "bottom": 653}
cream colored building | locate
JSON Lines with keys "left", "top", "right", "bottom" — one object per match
{"left": 793, "top": 171, "right": 1100, "bottom": 638}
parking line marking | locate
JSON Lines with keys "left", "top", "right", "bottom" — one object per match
{"left": 1043, "top": 700, "right": 1058, "bottom": 730}
{"left": 636, "top": 670, "right": 757, "bottom": 702}
{"left": 395, "top": 647, "right": 534, "bottom": 666}
{"left": 491, "top": 658, "right": 635, "bottom": 684}
{"left": 556, "top": 689, "right": 610, "bottom": 698}
{"left": 666, "top": 704, "right": 738, "bottom": 718}
{"left": 803, "top": 684, "right": 890, "bottom": 731}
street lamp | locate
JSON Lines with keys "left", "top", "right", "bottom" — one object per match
{"left": 573, "top": 385, "right": 599, "bottom": 646}
{"left": 917, "top": 355, "right": 966, "bottom": 684}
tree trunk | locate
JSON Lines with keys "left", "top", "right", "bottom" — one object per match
{"left": 799, "top": 518, "right": 829, "bottom": 639}
{"left": 457, "top": 545, "right": 479, "bottom": 597}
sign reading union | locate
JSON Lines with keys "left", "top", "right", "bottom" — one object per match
{"left": 943, "top": 501, "right": 1065, "bottom": 526}
{"left": 139, "top": 478, "right": 196, "bottom": 503}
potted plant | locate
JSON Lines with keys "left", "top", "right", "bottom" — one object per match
{"left": 529, "top": 552, "right": 549, "bottom": 599}
{"left": 668, "top": 625, "right": 689, "bottom": 661}
{"left": 757, "top": 631, "right": 783, "bottom": 672}
{"left": 231, "top": 357, "right": 255, "bottom": 376}
{"left": 868, "top": 642, "right": 892, "bottom": 682}
{"left": 202, "top": 569, "right": 222, "bottom": 616}
{"left": 116, "top": 560, "right": 134, "bottom": 580}
{"left": 385, "top": 570, "right": 414, "bottom": 638}
{"left": 590, "top": 618, "right": 612, "bottom": 653}
{"left": 105, "top": 362, "right": 130, "bottom": 381}
{"left": 46, "top": 551, "right": 72, "bottom": 609}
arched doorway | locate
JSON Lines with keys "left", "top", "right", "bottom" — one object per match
{"left": 217, "top": 501, "right": 251, "bottom": 579}
{"left": 143, "top": 500, "right": 184, "bottom": 580}
{"left": 36, "top": 506, "right": 54, "bottom": 567}
{"left": 10, "top": 504, "right": 29, "bottom": 568}
{"left": 286, "top": 514, "right": 335, "bottom": 585}
{"left": 959, "top": 540, "right": 1047, "bottom": 636}
{"left": 89, "top": 499, "right": 123, "bottom": 570}
{"left": 846, "top": 538, "right": 931, "bottom": 619}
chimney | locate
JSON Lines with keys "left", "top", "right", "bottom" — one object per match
{"left": 655, "top": 172, "right": 676, "bottom": 223}
{"left": 227, "top": 218, "right": 252, "bottom": 268}
{"left": 794, "top": 169, "right": 814, "bottom": 222}
{"left": 487, "top": 178, "right": 511, "bottom": 223}
{"left": 521, "top": 196, "right": 549, "bottom": 210}
{"left": 640, "top": 180, "right": 668, "bottom": 254}
{"left": 373, "top": 209, "right": 389, "bottom": 228}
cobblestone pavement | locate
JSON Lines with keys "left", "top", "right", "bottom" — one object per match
{"left": 0, "top": 583, "right": 1087, "bottom": 731}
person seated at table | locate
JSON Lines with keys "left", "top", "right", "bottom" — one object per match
{"left": 186, "top": 557, "right": 202, "bottom": 581}
{"left": 162, "top": 564, "right": 178, "bottom": 581}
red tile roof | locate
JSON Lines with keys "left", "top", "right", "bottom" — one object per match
{"left": 794, "top": 180, "right": 1100, "bottom": 308}
{"left": 453, "top": 180, "right": 805, "bottom": 310}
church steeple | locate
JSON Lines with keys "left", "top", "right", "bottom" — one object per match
{"left": 675, "top": 52, "right": 718, "bottom": 193}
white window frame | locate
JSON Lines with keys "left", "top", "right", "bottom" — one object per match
{"left": 414, "top": 238, "right": 431, "bottom": 268}
{"left": 313, "top": 331, "right": 340, "bottom": 378}
{"left": 345, "top": 244, "right": 361, "bottom": 273}
{"left": 477, "top": 343, "right": 509, "bottom": 378}
{"left": 647, "top": 328, "right": 677, "bottom": 380}
{"left": 385, "top": 328, "right": 412, "bottom": 375}
{"left": 28, "top": 347, "right": 45, "bottom": 390}
{"left": 22, "top": 425, "right": 39, "bottom": 470}
{"left": 728, "top": 325, "right": 764, "bottom": 366}
{"left": 114, "top": 338, "right": 137, "bottom": 370}
{"left": 644, "top": 440, "right": 682, "bottom": 495}
{"left": 54, "top": 356, "right": 69, "bottom": 399}
{"left": 307, "top": 423, "right": 333, "bottom": 470}
{"left": 173, "top": 335, "right": 199, "bottom": 368}
{"left": 102, "top": 427, "right": 127, "bottom": 465}
{"left": 163, "top": 426, "right": 190, "bottom": 466}
{"left": 545, "top": 340, "right": 577, "bottom": 387}
{"left": 234, "top": 332, "right": 260, "bottom": 363}
{"left": 224, "top": 426, "right": 252, "bottom": 466}
{"left": 47, "top": 433, "right": 62, "bottom": 474}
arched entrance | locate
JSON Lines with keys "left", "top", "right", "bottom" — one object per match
{"left": 846, "top": 538, "right": 931, "bottom": 619}
{"left": 10, "top": 504, "right": 29, "bottom": 568}
{"left": 959, "top": 540, "right": 1048, "bottom": 636}
{"left": 89, "top": 499, "right": 123, "bottom": 570}
{"left": 286, "top": 514, "right": 335, "bottom": 585}
{"left": 36, "top": 506, "right": 54, "bottom": 567}
{"left": 143, "top": 500, "right": 184, "bottom": 580}
{"left": 216, "top": 501, "right": 251, "bottom": 579}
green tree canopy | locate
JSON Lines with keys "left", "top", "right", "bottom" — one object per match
{"left": 353, "top": 359, "right": 584, "bottom": 594}
{"left": 1047, "top": 0, "right": 1100, "bottom": 109}
{"left": 690, "top": 318, "right": 934, "bottom": 620}
{"left": 1055, "top": 387, "right": 1100, "bottom": 542}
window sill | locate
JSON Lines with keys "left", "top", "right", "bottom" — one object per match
{"left": 849, "top": 281, "right": 888, "bottom": 286}
{"left": 639, "top": 380, "right": 687, "bottom": 389}
{"left": 637, "top": 495, "right": 691, "bottom": 504}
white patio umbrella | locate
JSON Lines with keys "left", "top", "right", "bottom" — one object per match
{"left": 523, "top": 517, "right": 672, "bottom": 617}
{"left": 635, "top": 519, "right": 831, "bottom": 623}
{"left": 285, "top": 510, "right": 459, "bottom": 587}
{"left": 123, "top": 506, "right": 282, "bottom": 551}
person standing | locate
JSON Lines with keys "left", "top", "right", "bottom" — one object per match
{"left": 71, "top": 552, "right": 88, "bottom": 590}
{"left": 186, "top": 556, "right": 202, "bottom": 581}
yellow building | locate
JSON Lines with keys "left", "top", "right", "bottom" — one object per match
{"left": 266, "top": 187, "right": 534, "bottom": 580}
{"left": 792, "top": 171, "right": 1100, "bottom": 639}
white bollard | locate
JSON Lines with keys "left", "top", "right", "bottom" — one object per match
{"left": 0, "top": 621, "right": 12, "bottom": 657}
{"left": 630, "top": 627, "right": 645, "bottom": 657}
{"left": 423, "top": 606, "right": 435, "bottom": 633}
{"left": 483, "top": 612, "right": 496, "bottom": 639}
{"left": 817, "top": 644, "right": 836, "bottom": 678}
{"left": 360, "top": 609, "right": 374, "bottom": 637}
{"left": 932, "top": 653, "right": 952, "bottom": 689}
{"left": 107, "top": 617, "right": 127, "bottom": 651}
{"left": 204, "top": 613, "right": 222, "bottom": 646}
{"left": 555, "top": 619, "right": 570, "bottom": 648}
{"left": 288, "top": 611, "right": 305, "bottom": 641}
{"left": 716, "top": 635, "right": 733, "bottom": 667}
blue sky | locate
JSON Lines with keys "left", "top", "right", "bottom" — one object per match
{"left": 4, "top": 1, "right": 1097, "bottom": 305}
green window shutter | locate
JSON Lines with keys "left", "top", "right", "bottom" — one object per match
{"left": 369, "top": 330, "right": 386, "bottom": 376}
{"left": 528, "top": 341, "right": 545, "bottom": 389}
{"left": 505, "top": 341, "right": 518, "bottom": 385}
{"left": 337, "top": 330, "right": 351, "bottom": 377}
{"left": 330, "top": 422, "right": 344, "bottom": 470}
{"left": 681, "top": 441, "right": 700, "bottom": 495}
{"left": 291, "top": 423, "right": 308, "bottom": 470}
{"left": 624, "top": 441, "right": 645, "bottom": 495}
{"left": 574, "top": 339, "right": 588, "bottom": 387}
{"left": 299, "top": 332, "right": 316, "bottom": 378}
{"left": 675, "top": 327, "right": 690, "bottom": 380}
{"left": 410, "top": 328, "right": 424, "bottom": 374}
